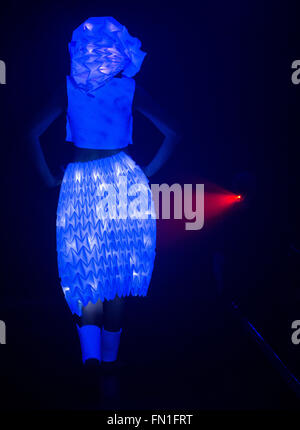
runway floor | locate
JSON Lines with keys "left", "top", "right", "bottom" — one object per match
{"left": 0, "top": 288, "right": 298, "bottom": 410}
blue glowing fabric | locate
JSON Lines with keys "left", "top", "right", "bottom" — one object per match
{"left": 69, "top": 17, "right": 147, "bottom": 93}
{"left": 101, "top": 328, "right": 122, "bottom": 362}
{"left": 66, "top": 76, "right": 135, "bottom": 149}
{"left": 56, "top": 152, "right": 156, "bottom": 316}
{"left": 77, "top": 324, "right": 101, "bottom": 363}
{"left": 67, "top": 16, "right": 146, "bottom": 150}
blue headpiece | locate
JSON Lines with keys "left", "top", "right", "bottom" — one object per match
{"left": 69, "top": 17, "right": 147, "bottom": 92}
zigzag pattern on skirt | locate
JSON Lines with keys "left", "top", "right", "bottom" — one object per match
{"left": 56, "top": 151, "right": 156, "bottom": 316}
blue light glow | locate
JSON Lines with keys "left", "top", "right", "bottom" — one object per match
{"left": 66, "top": 75, "right": 135, "bottom": 149}
{"left": 56, "top": 152, "right": 156, "bottom": 316}
{"left": 69, "top": 17, "right": 146, "bottom": 93}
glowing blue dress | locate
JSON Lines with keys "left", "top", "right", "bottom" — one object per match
{"left": 56, "top": 17, "right": 156, "bottom": 317}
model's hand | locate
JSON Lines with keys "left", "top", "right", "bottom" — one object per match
{"left": 46, "top": 175, "right": 62, "bottom": 188}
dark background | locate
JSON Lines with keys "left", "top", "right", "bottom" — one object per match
{"left": 0, "top": 0, "right": 299, "bottom": 411}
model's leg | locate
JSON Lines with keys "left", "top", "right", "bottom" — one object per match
{"left": 102, "top": 296, "right": 125, "bottom": 362}
{"left": 76, "top": 299, "right": 103, "bottom": 364}
{"left": 103, "top": 296, "right": 124, "bottom": 331}
{"left": 99, "top": 296, "right": 124, "bottom": 408}
{"left": 81, "top": 299, "right": 103, "bottom": 327}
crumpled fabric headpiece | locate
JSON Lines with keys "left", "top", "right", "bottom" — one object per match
{"left": 69, "top": 16, "right": 147, "bottom": 92}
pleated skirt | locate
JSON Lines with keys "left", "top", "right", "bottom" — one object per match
{"left": 56, "top": 151, "right": 156, "bottom": 316}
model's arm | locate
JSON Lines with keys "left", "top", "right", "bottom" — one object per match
{"left": 134, "top": 84, "right": 182, "bottom": 177}
{"left": 27, "top": 86, "right": 65, "bottom": 187}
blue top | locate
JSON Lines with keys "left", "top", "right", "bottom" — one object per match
{"left": 66, "top": 76, "right": 135, "bottom": 149}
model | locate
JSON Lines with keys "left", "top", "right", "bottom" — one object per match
{"left": 29, "top": 17, "right": 180, "bottom": 366}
